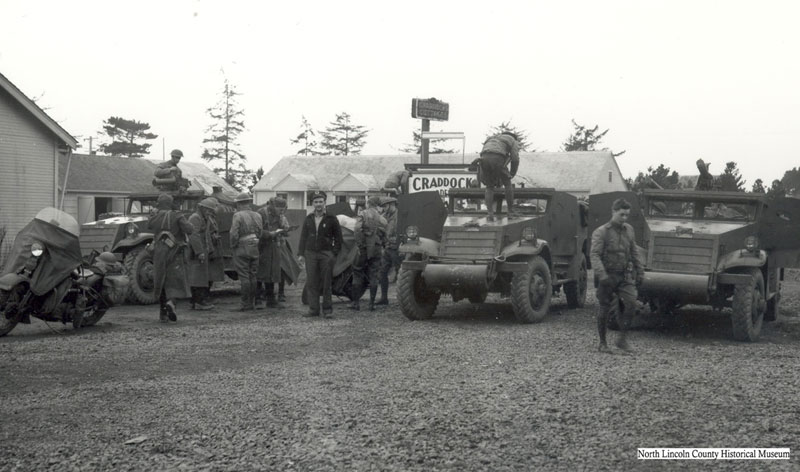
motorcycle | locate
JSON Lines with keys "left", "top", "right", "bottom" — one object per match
{"left": 0, "top": 207, "right": 129, "bottom": 336}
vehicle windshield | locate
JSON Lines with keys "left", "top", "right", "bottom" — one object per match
{"left": 451, "top": 196, "right": 550, "bottom": 215}
{"left": 647, "top": 198, "right": 758, "bottom": 221}
{"left": 127, "top": 197, "right": 199, "bottom": 215}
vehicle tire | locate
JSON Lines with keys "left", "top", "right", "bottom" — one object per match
{"left": 731, "top": 269, "right": 765, "bottom": 342}
{"left": 511, "top": 256, "right": 552, "bottom": 323}
{"left": 0, "top": 288, "right": 20, "bottom": 337}
{"left": 468, "top": 292, "right": 487, "bottom": 304}
{"left": 765, "top": 292, "right": 780, "bottom": 322}
{"left": 564, "top": 258, "right": 588, "bottom": 309}
{"left": 397, "top": 267, "right": 440, "bottom": 320}
{"left": 125, "top": 246, "right": 157, "bottom": 305}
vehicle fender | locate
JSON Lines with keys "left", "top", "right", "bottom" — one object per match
{"left": 111, "top": 233, "right": 154, "bottom": 253}
{"left": 398, "top": 237, "right": 440, "bottom": 258}
{"left": 500, "top": 240, "right": 549, "bottom": 262}
{"left": 717, "top": 249, "right": 767, "bottom": 272}
{"left": 0, "top": 273, "right": 28, "bottom": 291}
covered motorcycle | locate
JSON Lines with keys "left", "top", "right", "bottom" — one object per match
{"left": 0, "top": 208, "right": 129, "bottom": 336}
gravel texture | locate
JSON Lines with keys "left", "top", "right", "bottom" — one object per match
{"left": 1, "top": 272, "right": 799, "bottom": 471}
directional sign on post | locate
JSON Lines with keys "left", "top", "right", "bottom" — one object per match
{"left": 412, "top": 98, "right": 449, "bottom": 121}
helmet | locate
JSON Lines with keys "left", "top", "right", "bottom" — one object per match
{"left": 97, "top": 252, "right": 117, "bottom": 264}
{"left": 367, "top": 196, "right": 382, "bottom": 207}
{"left": 380, "top": 197, "right": 397, "bottom": 206}
{"left": 170, "top": 149, "right": 183, "bottom": 158}
{"left": 157, "top": 193, "right": 173, "bottom": 209}
{"left": 198, "top": 197, "right": 218, "bottom": 210}
{"left": 234, "top": 192, "right": 253, "bottom": 203}
{"left": 270, "top": 197, "right": 287, "bottom": 209}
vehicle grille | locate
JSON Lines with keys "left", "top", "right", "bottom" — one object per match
{"left": 650, "top": 235, "right": 715, "bottom": 273}
{"left": 80, "top": 226, "right": 119, "bottom": 257}
{"left": 441, "top": 229, "right": 499, "bottom": 260}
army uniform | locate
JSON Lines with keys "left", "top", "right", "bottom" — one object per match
{"left": 479, "top": 133, "right": 520, "bottom": 218}
{"left": 350, "top": 197, "right": 387, "bottom": 311}
{"left": 590, "top": 217, "right": 644, "bottom": 351}
{"left": 257, "top": 198, "right": 288, "bottom": 307}
{"left": 299, "top": 191, "right": 342, "bottom": 317}
{"left": 187, "top": 197, "right": 221, "bottom": 310}
{"left": 377, "top": 197, "right": 402, "bottom": 305}
{"left": 695, "top": 159, "right": 715, "bottom": 191}
{"left": 148, "top": 193, "right": 194, "bottom": 322}
{"left": 230, "top": 193, "right": 263, "bottom": 311}
{"left": 154, "top": 149, "right": 184, "bottom": 180}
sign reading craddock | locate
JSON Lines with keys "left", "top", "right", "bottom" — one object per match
{"left": 411, "top": 98, "right": 449, "bottom": 121}
{"left": 408, "top": 172, "right": 475, "bottom": 197}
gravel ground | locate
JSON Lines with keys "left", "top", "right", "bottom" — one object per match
{"left": 1, "top": 273, "right": 799, "bottom": 471}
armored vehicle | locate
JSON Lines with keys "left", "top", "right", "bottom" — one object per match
{"left": 396, "top": 188, "right": 589, "bottom": 322}
{"left": 80, "top": 189, "right": 237, "bottom": 304}
{"left": 589, "top": 190, "right": 800, "bottom": 341}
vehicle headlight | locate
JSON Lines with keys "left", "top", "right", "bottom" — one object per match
{"left": 405, "top": 225, "right": 419, "bottom": 240}
{"left": 744, "top": 236, "right": 759, "bottom": 252}
{"left": 522, "top": 226, "right": 537, "bottom": 242}
{"left": 31, "top": 241, "right": 44, "bottom": 257}
{"left": 125, "top": 223, "right": 138, "bottom": 238}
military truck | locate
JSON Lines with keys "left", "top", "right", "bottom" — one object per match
{"left": 396, "top": 188, "right": 590, "bottom": 322}
{"left": 80, "top": 189, "right": 237, "bottom": 304}
{"left": 589, "top": 190, "right": 800, "bottom": 341}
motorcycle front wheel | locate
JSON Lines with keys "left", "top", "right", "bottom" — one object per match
{"left": 0, "top": 288, "right": 21, "bottom": 336}
{"left": 78, "top": 306, "right": 107, "bottom": 328}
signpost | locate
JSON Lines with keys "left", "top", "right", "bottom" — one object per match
{"left": 411, "top": 98, "right": 450, "bottom": 165}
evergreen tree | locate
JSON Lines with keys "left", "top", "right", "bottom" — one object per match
{"left": 751, "top": 178, "right": 766, "bottom": 193}
{"left": 319, "top": 112, "right": 369, "bottom": 156}
{"left": 98, "top": 116, "right": 157, "bottom": 158}
{"left": 768, "top": 179, "right": 787, "bottom": 197}
{"left": 202, "top": 78, "right": 248, "bottom": 189}
{"left": 250, "top": 166, "right": 264, "bottom": 191}
{"left": 561, "top": 119, "right": 625, "bottom": 157}
{"left": 780, "top": 167, "right": 800, "bottom": 195}
{"left": 627, "top": 164, "right": 681, "bottom": 191}
{"left": 485, "top": 120, "right": 535, "bottom": 151}
{"left": 717, "top": 161, "right": 746, "bottom": 192}
{"left": 290, "top": 116, "right": 321, "bottom": 155}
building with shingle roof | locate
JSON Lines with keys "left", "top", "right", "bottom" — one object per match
{"left": 253, "top": 151, "right": 626, "bottom": 208}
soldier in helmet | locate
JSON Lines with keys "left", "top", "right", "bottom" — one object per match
{"left": 187, "top": 197, "right": 221, "bottom": 310}
{"left": 479, "top": 131, "right": 520, "bottom": 221}
{"left": 695, "top": 159, "right": 715, "bottom": 191}
{"left": 148, "top": 193, "right": 194, "bottom": 323}
{"left": 256, "top": 197, "right": 289, "bottom": 308}
{"left": 155, "top": 149, "right": 184, "bottom": 180}
{"left": 230, "top": 192, "right": 262, "bottom": 311}
{"left": 349, "top": 196, "right": 387, "bottom": 311}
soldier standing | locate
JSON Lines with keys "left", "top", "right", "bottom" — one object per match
{"left": 377, "top": 196, "right": 401, "bottom": 306}
{"left": 479, "top": 131, "right": 520, "bottom": 221}
{"left": 154, "top": 149, "right": 184, "bottom": 180}
{"left": 349, "top": 196, "right": 387, "bottom": 311}
{"left": 187, "top": 197, "right": 220, "bottom": 310}
{"left": 148, "top": 193, "right": 194, "bottom": 323}
{"left": 590, "top": 198, "right": 644, "bottom": 353}
{"left": 230, "top": 192, "right": 263, "bottom": 311}
{"left": 298, "top": 191, "right": 342, "bottom": 318}
{"left": 695, "top": 159, "right": 715, "bottom": 191}
{"left": 257, "top": 197, "right": 288, "bottom": 308}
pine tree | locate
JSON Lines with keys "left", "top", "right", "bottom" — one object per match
{"left": 751, "top": 178, "right": 766, "bottom": 193}
{"left": 561, "top": 119, "right": 625, "bottom": 157}
{"left": 627, "top": 164, "right": 681, "bottom": 191}
{"left": 202, "top": 78, "right": 248, "bottom": 189}
{"left": 98, "top": 116, "right": 157, "bottom": 158}
{"left": 485, "top": 121, "right": 535, "bottom": 151}
{"left": 717, "top": 161, "right": 746, "bottom": 192}
{"left": 290, "top": 116, "right": 321, "bottom": 155}
{"left": 318, "top": 112, "right": 369, "bottom": 156}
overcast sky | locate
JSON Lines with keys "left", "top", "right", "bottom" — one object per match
{"left": 1, "top": 0, "right": 798, "bottom": 186}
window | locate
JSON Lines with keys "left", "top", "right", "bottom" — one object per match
{"left": 608, "top": 171, "right": 613, "bottom": 182}
{"left": 337, "top": 195, "right": 348, "bottom": 203}
{"left": 277, "top": 193, "right": 288, "bottom": 201}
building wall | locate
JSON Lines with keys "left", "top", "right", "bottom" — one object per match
{"left": 62, "top": 192, "right": 128, "bottom": 224}
{"left": 254, "top": 190, "right": 276, "bottom": 206}
{"left": 0, "top": 87, "right": 59, "bottom": 256}
{"left": 591, "top": 159, "right": 628, "bottom": 194}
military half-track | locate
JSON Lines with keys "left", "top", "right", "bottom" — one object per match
{"left": 589, "top": 190, "right": 800, "bottom": 341}
{"left": 79, "top": 189, "right": 238, "bottom": 304}
{"left": 396, "top": 188, "right": 590, "bottom": 323}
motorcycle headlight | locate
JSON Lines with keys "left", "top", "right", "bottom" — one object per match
{"left": 125, "top": 222, "right": 139, "bottom": 238}
{"left": 31, "top": 241, "right": 44, "bottom": 257}
{"left": 522, "top": 226, "right": 537, "bottom": 242}
{"left": 405, "top": 225, "right": 419, "bottom": 240}
{"left": 744, "top": 236, "right": 759, "bottom": 252}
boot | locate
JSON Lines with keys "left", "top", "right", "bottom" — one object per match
{"left": 616, "top": 332, "right": 632, "bottom": 352}
{"left": 369, "top": 288, "right": 377, "bottom": 311}
{"left": 165, "top": 300, "right": 177, "bottom": 322}
{"left": 376, "top": 284, "right": 389, "bottom": 305}
{"left": 159, "top": 306, "right": 169, "bottom": 323}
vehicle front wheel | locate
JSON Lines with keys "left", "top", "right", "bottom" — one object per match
{"left": 564, "top": 258, "right": 587, "bottom": 308}
{"left": 511, "top": 256, "right": 552, "bottom": 323}
{"left": 0, "top": 288, "right": 21, "bottom": 336}
{"left": 397, "top": 267, "right": 440, "bottom": 320}
{"left": 731, "top": 269, "right": 765, "bottom": 342}
{"left": 125, "top": 246, "right": 157, "bottom": 305}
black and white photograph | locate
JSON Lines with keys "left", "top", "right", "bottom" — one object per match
{"left": 0, "top": 0, "right": 798, "bottom": 469}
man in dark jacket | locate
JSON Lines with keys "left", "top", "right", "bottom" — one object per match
{"left": 230, "top": 192, "right": 263, "bottom": 311}
{"left": 257, "top": 197, "right": 288, "bottom": 307}
{"left": 590, "top": 198, "right": 644, "bottom": 353}
{"left": 188, "top": 197, "right": 221, "bottom": 310}
{"left": 479, "top": 132, "right": 520, "bottom": 220}
{"left": 148, "top": 193, "right": 194, "bottom": 323}
{"left": 298, "top": 191, "right": 343, "bottom": 318}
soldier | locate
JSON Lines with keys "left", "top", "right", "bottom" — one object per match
{"left": 298, "top": 191, "right": 342, "bottom": 318}
{"left": 257, "top": 197, "right": 289, "bottom": 308}
{"left": 148, "top": 193, "right": 194, "bottom": 323}
{"left": 376, "top": 196, "right": 401, "bottom": 306}
{"left": 479, "top": 131, "right": 520, "bottom": 221}
{"left": 154, "top": 149, "right": 184, "bottom": 180}
{"left": 590, "top": 198, "right": 644, "bottom": 353}
{"left": 349, "top": 196, "right": 387, "bottom": 311}
{"left": 230, "top": 192, "right": 262, "bottom": 312}
{"left": 695, "top": 159, "right": 715, "bottom": 191}
{"left": 187, "top": 197, "right": 221, "bottom": 310}
{"left": 384, "top": 169, "right": 412, "bottom": 195}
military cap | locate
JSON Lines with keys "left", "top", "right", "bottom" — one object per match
{"left": 97, "top": 252, "right": 118, "bottom": 264}
{"left": 310, "top": 190, "right": 327, "bottom": 201}
{"left": 270, "top": 197, "right": 287, "bottom": 209}
{"left": 170, "top": 149, "right": 184, "bottom": 158}
{"left": 367, "top": 196, "right": 383, "bottom": 207}
{"left": 198, "top": 197, "right": 218, "bottom": 210}
{"left": 234, "top": 192, "right": 253, "bottom": 203}
{"left": 157, "top": 193, "right": 173, "bottom": 209}
{"left": 380, "top": 196, "right": 398, "bottom": 206}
